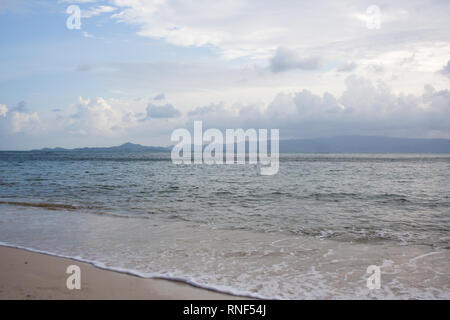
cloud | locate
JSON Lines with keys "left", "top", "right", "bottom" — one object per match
{"left": 186, "top": 76, "right": 450, "bottom": 139}
{"left": 337, "top": 62, "right": 357, "bottom": 73}
{"left": 2, "top": 76, "right": 450, "bottom": 150}
{"left": 10, "top": 111, "right": 40, "bottom": 133}
{"left": 11, "top": 101, "right": 28, "bottom": 112}
{"left": 0, "top": 101, "right": 40, "bottom": 134}
{"left": 109, "top": 1, "right": 339, "bottom": 58}
{"left": 105, "top": 0, "right": 449, "bottom": 63}
{"left": 146, "top": 103, "right": 181, "bottom": 118}
{"left": 440, "top": 60, "right": 450, "bottom": 77}
{"left": 0, "top": 96, "right": 185, "bottom": 148}
{"left": 188, "top": 103, "right": 225, "bottom": 117}
{"left": 368, "top": 64, "right": 385, "bottom": 74}
{"left": 153, "top": 93, "right": 165, "bottom": 100}
{"left": 0, "top": 104, "right": 8, "bottom": 117}
{"left": 67, "top": 97, "right": 125, "bottom": 135}
{"left": 81, "top": 5, "right": 116, "bottom": 18}
{"left": 270, "top": 48, "right": 321, "bottom": 73}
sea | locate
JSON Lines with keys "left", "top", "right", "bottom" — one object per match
{"left": 0, "top": 151, "right": 449, "bottom": 299}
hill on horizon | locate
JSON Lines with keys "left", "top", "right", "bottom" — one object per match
{"left": 28, "top": 136, "right": 450, "bottom": 153}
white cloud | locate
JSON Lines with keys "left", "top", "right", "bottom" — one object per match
{"left": 0, "top": 102, "right": 40, "bottom": 134}
{"left": 41, "top": 74, "right": 449, "bottom": 144}
{"left": 10, "top": 111, "right": 40, "bottom": 133}
{"left": 2, "top": 73, "right": 449, "bottom": 149}
{"left": 107, "top": 0, "right": 450, "bottom": 62}
{"left": 67, "top": 97, "right": 125, "bottom": 135}
{"left": 186, "top": 76, "right": 450, "bottom": 139}
{"left": 49, "top": 0, "right": 449, "bottom": 111}
{"left": 82, "top": 5, "right": 116, "bottom": 18}
{"left": 0, "top": 104, "right": 7, "bottom": 117}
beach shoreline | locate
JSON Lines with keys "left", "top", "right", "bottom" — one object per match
{"left": 0, "top": 245, "right": 248, "bottom": 300}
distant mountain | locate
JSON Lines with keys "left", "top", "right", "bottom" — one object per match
{"left": 192, "top": 136, "right": 450, "bottom": 153}
{"left": 35, "top": 142, "right": 170, "bottom": 152}
{"left": 32, "top": 136, "right": 450, "bottom": 153}
{"left": 279, "top": 136, "right": 450, "bottom": 153}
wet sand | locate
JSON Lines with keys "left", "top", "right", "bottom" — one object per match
{"left": 0, "top": 246, "right": 247, "bottom": 300}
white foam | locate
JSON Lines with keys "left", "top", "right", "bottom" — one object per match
{"left": 0, "top": 241, "right": 270, "bottom": 300}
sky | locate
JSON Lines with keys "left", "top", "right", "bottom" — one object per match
{"left": 0, "top": 0, "right": 449, "bottom": 150}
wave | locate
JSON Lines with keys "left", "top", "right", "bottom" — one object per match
{"left": 0, "top": 200, "right": 78, "bottom": 211}
{"left": 0, "top": 201, "right": 151, "bottom": 220}
{"left": 0, "top": 241, "right": 268, "bottom": 300}
{"left": 1, "top": 198, "right": 448, "bottom": 248}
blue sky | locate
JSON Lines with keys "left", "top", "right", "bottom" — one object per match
{"left": 0, "top": 0, "right": 449, "bottom": 149}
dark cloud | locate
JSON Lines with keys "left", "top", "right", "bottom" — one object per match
{"left": 188, "top": 103, "right": 224, "bottom": 116}
{"left": 270, "top": 47, "right": 322, "bottom": 73}
{"left": 337, "top": 62, "right": 357, "bottom": 73}
{"left": 153, "top": 93, "right": 165, "bottom": 100}
{"left": 11, "top": 101, "right": 28, "bottom": 112}
{"left": 440, "top": 60, "right": 450, "bottom": 77}
{"left": 146, "top": 103, "right": 181, "bottom": 118}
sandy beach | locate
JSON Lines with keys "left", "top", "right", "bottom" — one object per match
{"left": 0, "top": 246, "right": 246, "bottom": 300}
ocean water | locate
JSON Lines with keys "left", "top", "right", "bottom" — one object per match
{"left": 0, "top": 151, "right": 449, "bottom": 299}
